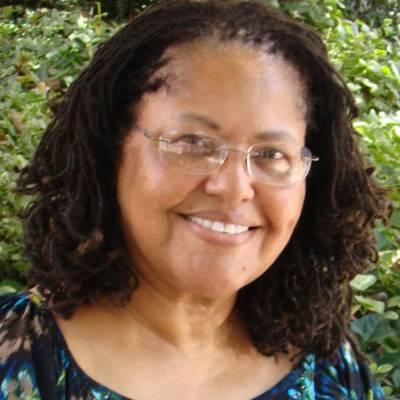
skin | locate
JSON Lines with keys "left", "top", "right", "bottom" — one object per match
{"left": 56, "top": 42, "right": 308, "bottom": 400}
{"left": 119, "top": 42, "right": 307, "bottom": 303}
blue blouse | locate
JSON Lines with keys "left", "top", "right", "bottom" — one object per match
{"left": 0, "top": 291, "right": 385, "bottom": 399}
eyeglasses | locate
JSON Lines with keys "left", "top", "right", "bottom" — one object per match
{"left": 136, "top": 127, "right": 319, "bottom": 186}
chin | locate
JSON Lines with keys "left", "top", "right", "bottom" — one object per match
{"left": 179, "top": 274, "right": 255, "bottom": 301}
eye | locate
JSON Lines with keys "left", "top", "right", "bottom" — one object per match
{"left": 250, "top": 145, "right": 293, "bottom": 176}
{"left": 177, "top": 133, "right": 212, "bottom": 146}
{"left": 253, "top": 147, "right": 287, "bottom": 160}
{"left": 256, "top": 149, "right": 285, "bottom": 160}
{"left": 171, "top": 133, "right": 218, "bottom": 156}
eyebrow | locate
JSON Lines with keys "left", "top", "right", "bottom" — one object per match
{"left": 180, "top": 112, "right": 294, "bottom": 142}
{"left": 180, "top": 113, "right": 221, "bottom": 130}
{"left": 253, "top": 131, "right": 295, "bottom": 143}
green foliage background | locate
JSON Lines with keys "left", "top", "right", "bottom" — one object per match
{"left": 0, "top": 0, "right": 399, "bottom": 396}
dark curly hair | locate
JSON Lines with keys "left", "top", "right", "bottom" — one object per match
{"left": 17, "top": 0, "right": 390, "bottom": 360}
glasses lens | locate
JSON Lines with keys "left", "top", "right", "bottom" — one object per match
{"left": 249, "top": 143, "right": 310, "bottom": 185}
{"left": 152, "top": 129, "right": 316, "bottom": 184}
{"left": 158, "top": 133, "right": 225, "bottom": 175}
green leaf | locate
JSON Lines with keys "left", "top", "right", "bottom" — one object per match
{"left": 0, "top": 279, "right": 23, "bottom": 293}
{"left": 355, "top": 295, "right": 385, "bottom": 314}
{"left": 350, "top": 314, "right": 394, "bottom": 343}
{"left": 378, "top": 353, "right": 400, "bottom": 368}
{"left": 350, "top": 274, "right": 377, "bottom": 291}
{"left": 376, "top": 364, "right": 393, "bottom": 374}
{"left": 388, "top": 296, "right": 400, "bottom": 309}
{"left": 393, "top": 368, "right": 400, "bottom": 387}
{"left": 384, "top": 311, "right": 399, "bottom": 320}
{"left": 0, "top": 286, "right": 18, "bottom": 295}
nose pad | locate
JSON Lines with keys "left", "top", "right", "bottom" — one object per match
{"left": 203, "top": 149, "right": 255, "bottom": 201}
{"left": 222, "top": 148, "right": 253, "bottom": 179}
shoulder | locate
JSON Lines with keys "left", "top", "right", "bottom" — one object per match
{"left": 0, "top": 290, "right": 57, "bottom": 399}
{"left": 315, "top": 341, "right": 385, "bottom": 399}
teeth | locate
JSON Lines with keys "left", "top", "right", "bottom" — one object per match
{"left": 188, "top": 216, "right": 250, "bottom": 235}
{"left": 212, "top": 221, "right": 224, "bottom": 232}
{"left": 203, "top": 219, "right": 213, "bottom": 229}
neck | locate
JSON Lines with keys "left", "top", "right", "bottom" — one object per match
{"left": 114, "top": 280, "right": 247, "bottom": 355}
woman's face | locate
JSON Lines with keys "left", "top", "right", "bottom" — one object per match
{"left": 117, "top": 42, "right": 307, "bottom": 300}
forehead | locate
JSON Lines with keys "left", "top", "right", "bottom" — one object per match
{"left": 156, "top": 41, "right": 305, "bottom": 106}
{"left": 134, "top": 41, "right": 307, "bottom": 143}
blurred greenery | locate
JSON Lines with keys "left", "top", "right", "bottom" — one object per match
{"left": 0, "top": 0, "right": 399, "bottom": 396}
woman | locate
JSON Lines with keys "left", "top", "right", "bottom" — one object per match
{"left": 0, "top": 0, "right": 390, "bottom": 398}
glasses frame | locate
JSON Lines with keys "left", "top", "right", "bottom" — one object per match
{"left": 135, "top": 126, "right": 319, "bottom": 186}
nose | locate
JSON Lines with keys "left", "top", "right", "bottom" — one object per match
{"left": 203, "top": 150, "right": 255, "bottom": 202}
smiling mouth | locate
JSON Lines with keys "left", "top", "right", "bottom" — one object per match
{"left": 183, "top": 215, "right": 256, "bottom": 235}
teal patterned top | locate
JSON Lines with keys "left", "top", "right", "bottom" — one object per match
{"left": 0, "top": 291, "right": 385, "bottom": 399}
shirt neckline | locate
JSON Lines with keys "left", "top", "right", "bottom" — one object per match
{"left": 32, "top": 291, "right": 315, "bottom": 399}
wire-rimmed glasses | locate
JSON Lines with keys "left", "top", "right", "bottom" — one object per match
{"left": 136, "top": 127, "right": 319, "bottom": 186}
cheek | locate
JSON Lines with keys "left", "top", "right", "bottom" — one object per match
{"left": 118, "top": 144, "right": 173, "bottom": 206}
{"left": 117, "top": 146, "right": 197, "bottom": 240}
{"left": 260, "top": 184, "right": 305, "bottom": 232}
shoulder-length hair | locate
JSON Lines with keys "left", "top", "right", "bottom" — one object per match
{"left": 18, "top": 0, "right": 390, "bottom": 359}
